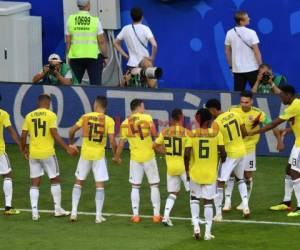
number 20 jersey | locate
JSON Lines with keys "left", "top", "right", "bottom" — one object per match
{"left": 22, "top": 108, "right": 57, "bottom": 159}
{"left": 215, "top": 111, "right": 246, "bottom": 159}
{"left": 76, "top": 112, "right": 115, "bottom": 161}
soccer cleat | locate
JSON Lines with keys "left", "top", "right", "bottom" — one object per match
{"left": 270, "top": 203, "right": 293, "bottom": 211}
{"left": 4, "top": 208, "right": 20, "bottom": 216}
{"left": 130, "top": 215, "right": 141, "bottom": 223}
{"left": 223, "top": 198, "right": 232, "bottom": 212}
{"left": 204, "top": 234, "right": 215, "bottom": 241}
{"left": 152, "top": 215, "right": 162, "bottom": 223}
{"left": 69, "top": 214, "right": 78, "bottom": 222}
{"left": 32, "top": 213, "right": 40, "bottom": 221}
{"left": 95, "top": 216, "right": 106, "bottom": 224}
{"left": 54, "top": 208, "right": 71, "bottom": 217}
{"left": 243, "top": 207, "right": 251, "bottom": 219}
{"left": 287, "top": 208, "right": 300, "bottom": 217}
{"left": 236, "top": 202, "right": 244, "bottom": 211}
{"left": 213, "top": 214, "right": 223, "bottom": 222}
{"left": 162, "top": 217, "right": 173, "bottom": 227}
{"left": 193, "top": 227, "right": 201, "bottom": 240}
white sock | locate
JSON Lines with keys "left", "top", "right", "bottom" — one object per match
{"left": 51, "top": 184, "right": 62, "bottom": 211}
{"left": 214, "top": 187, "right": 223, "bottom": 216}
{"left": 71, "top": 184, "right": 82, "bottom": 215}
{"left": 30, "top": 186, "right": 39, "bottom": 214}
{"left": 3, "top": 178, "right": 12, "bottom": 208}
{"left": 131, "top": 186, "right": 140, "bottom": 216}
{"left": 163, "top": 194, "right": 177, "bottom": 219}
{"left": 204, "top": 204, "right": 213, "bottom": 235}
{"left": 151, "top": 184, "right": 161, "bottom": 216}
{"left": 190, "top": 199, "right": 200, "bottom": 231}
{"left": 283, "top": 175, "right": 293, "bottom": 202}
{"left": 292, "top": 178, "right": 300, "bottom": 208}
{"left": 237, "top": 180, "right": 248, "bottom": 209}
{"left": 225, "top": 177, "right": 235, "bottom": 204}
{"left": 246, "top": 178, "right": 253, "bottom": 201}
{"left": 95, "top": 188, "right": 105, "bottom": 217}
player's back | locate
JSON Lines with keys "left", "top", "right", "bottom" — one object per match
{"left": 0, "top": 109, "right": 11, "bottom": 154}
{"left": 190, "top": 127, "right": 223, "bottom": 185}
{"left": 79, "top": 112, "right": 115, "bottom": 160}
{"left": 121, "top": 113, "right": 155, "bottom": 162}
{"left": 157, "top": 125, "right": 191, "bottom": 176}
{"left": 23, "top": 108, "right": 56, "bottom": 159}
{"left": 215, "top": 111, "right": 246, "bottom": 158}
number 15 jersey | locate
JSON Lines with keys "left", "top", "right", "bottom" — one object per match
{"left": 215, "top": 111, "right": 246, "bottom": 159}
{"left": 76, "top": 112, "right": 115, "bottom": 161}
{"left": 22, "top": 108, "right": 57, "bottom": 159}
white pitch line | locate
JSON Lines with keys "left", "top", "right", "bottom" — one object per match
{"left": 3, "top": 208, "right": 300, "bottom": 227}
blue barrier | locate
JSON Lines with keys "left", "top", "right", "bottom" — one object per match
{"left": 0, "top": 82, "right": 294, "bottom": 157}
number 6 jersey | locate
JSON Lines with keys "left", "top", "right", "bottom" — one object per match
{"left": 22, "top": 108, "right": 57, "bottom": 159}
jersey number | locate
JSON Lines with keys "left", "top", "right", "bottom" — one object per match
{"left": 165, "top": 137, "right": 182, "bottom": 156}
{"left": 223, "top": 119, "right": 241, "bottom": 141}
{"left": 88, "top": 122, "right": 103, "bottom": 143}
{"left": 32, "top": 118, "right": 46, "bottom": 137}
{"left": 199, "top": 139, "right": 209, "bottom": 158}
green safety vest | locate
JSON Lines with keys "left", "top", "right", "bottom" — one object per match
{"left": 67, "top": 11, "right": 100, "bottom": 59}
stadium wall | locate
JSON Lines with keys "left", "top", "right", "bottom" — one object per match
{"left": 0, "top": 82, "right": 294, "bottom": 157}
{"left": 2, "top": 0, "right": 300, "bottom": 92}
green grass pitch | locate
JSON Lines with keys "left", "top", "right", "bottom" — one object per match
{"left": 0, "top": 145, "right": 299, "bottom": 249}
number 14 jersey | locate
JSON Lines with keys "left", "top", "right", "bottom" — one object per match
{"left": 22, "top": 108, "right": 57, "bottom": 159}
{"left": 76, "top": 112, "right": 115, "bottom": 161}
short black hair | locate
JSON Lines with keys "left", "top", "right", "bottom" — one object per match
{"left": 131, "top": 7, "right": 143, "bottom": 22}
{"left": 240, "top": 90, "right": 253, "bottom": 99}
{"left": 259, "top": 63, "right": 272, "bottom": 71}
{"left": 130, "top": 99, "right": 143, "bottom": 111}
{"left": 195, "top": 108, "right": 212, "bottom": 126}
{"left": 206, "top": 99, "right": 221, "bottom": 111}
{"left": 280, "top": 85, "right": 296, "bottom": 96}
{"left": 234, "top": 11, "right": 248, "bottom": 25}
{"left": 171, "top": 108, "right": 183, "bottom": 121}
{"left": 95, "top": 96, "right": 107, "bottom": 109}
{"left": 38, "top": 94, "right": 51, "bottom": 103}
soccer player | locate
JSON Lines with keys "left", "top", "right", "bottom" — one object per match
{"left": 153, "top": 108, "right": 191, "bottom": 227}
{"left": 113, "top": 99, "right": 161, "bottom": 223}
{"left": 206, "top": 99, "right": 249, "bottom": 221}
{"left": 223, "top": 91, "right": 284, "bottom": 211}
{"left": 21, "top": 94, "right": 78, "bottom": 221}
{"left": 248, "top": 85, "right": 300, "bottom": 216}
{"left": 185, "top": 108, "right": 226, "bottom": 240}
{"left": 0, "top": 107, "right": 21, "bottom": 215}
{"left": 69, "top": 96, "right": 116, "bottom": 223}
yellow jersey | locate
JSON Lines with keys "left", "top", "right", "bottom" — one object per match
{"left": 22, "top": 108, "right": 57, "bottom": 159}
{"left": 120, "top": 113, "right": 155, "bottom": 163}
{"left": 279, "top": 98, "right": 300, "bottom": 147}
{"left": 215, "top": 111, "right": 246, "bottom": 159}
{"left": 189, "top": 127, "right": 224, "bottom": 185}
{"left": 0, "top": 109, "right": 12, "bottom": 155}
{"left": 76, "top": 112, "right": 115, "bottom": 160}
{"left": 229, "top": 105, "right": 271, "bottom": 153}
{"left": 155, "top": 125, "right": 192, "bottom": 176}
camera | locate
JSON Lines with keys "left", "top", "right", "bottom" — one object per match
{"left": 131, "top": 67, "right": 163, "bottom": 80}
{"left": 260, "top": 72, "right": 272, "bottom": 85}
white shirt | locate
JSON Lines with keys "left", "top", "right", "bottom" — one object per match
{"left": 117, "top": 24, "right": 154, "bottom": 67}
{"left": 225, "top": 26, "right": 260, "bottom": 73}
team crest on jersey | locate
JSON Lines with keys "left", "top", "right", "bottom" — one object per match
{"left": 248, "top": 116, "right": 254, "bottom": 121}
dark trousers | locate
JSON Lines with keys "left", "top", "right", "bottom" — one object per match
{"left": 69, "top": 54, "right": 103, "bottom": 85}
{"left": 233, "top": 70, "right": 259, "bottom": 91}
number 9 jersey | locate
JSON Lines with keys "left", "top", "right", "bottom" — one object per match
{"left": 22, "top": 108, "right": 57, "bottom": 159}
{"left": 76, "top": 112, "right": 115, "bottom": 161}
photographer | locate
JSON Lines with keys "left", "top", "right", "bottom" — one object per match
{"left": 251, "top": 64, "right": 287, "bottom": 94}
{"left": 32, "top": 54, "right": 78, "bottom": 85}
{"left": 114, "top": 7, "right": 158, "bottom": 88}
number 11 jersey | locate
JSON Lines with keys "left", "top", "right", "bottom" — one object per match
{"left": 215, "top": 111, "right": 246, "bottom": 159}
{"left": 22, "top": 108, "right": 57, "bottom": 159}
{"left": 76, "top": 112, "right": 115, "bottom": 161}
